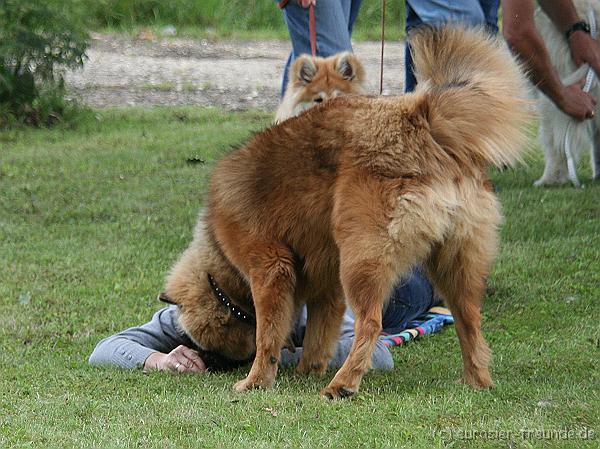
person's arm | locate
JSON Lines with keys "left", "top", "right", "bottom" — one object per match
{"left": 501, "top": 0, "right": 596, "bottom": 121}
{"left": 537, "top": 0, "right": 579, "bottom": 32}
{"left": 89, "top": 305, "right": 205, "bottom": 372}
{"left": 280, "top": 308, "right": 394, "bottom": 370}
{"left": 538, "top": 0, "right": 600, "bottom": 77}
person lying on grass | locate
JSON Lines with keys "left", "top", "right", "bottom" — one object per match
{"left": 90, "top": 267, "right": 448, "bottom": 373}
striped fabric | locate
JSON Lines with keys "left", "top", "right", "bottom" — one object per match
{"left": 379, "top": 306, "right": 454, "bottom": 347}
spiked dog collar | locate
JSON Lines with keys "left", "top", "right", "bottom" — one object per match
{"left": 207, "top": 273, "right": 255, "bottom": 325}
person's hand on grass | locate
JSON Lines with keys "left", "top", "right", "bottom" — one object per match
{"left": 144, "top": 345, "right": 206, "bottom": 373}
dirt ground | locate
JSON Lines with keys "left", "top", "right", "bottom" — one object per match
{"left": 64, "top": 33, "right": 407, "bottom": 111}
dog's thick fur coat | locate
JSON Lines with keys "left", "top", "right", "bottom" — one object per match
{"left": 163, "top": 26, "right": 530, "bottom": 398}
{"left": 534, "top": 0, "right": 600, "bottom": 186}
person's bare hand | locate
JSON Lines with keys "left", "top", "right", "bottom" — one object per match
{"left": 296, "top": 0, "right": 316, "bottom": 8}
{"left": 559, "top": 77, "right": 597, "bottom": 121}
{"left": 144, "top": 345, "right": 206, "bottom": 373}
{"left": 568, "top": 30, "right": 600, "bottom": 78}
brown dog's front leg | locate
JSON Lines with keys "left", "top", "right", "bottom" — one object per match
{"left": 233, "top": 244, "right": 296, "bottom": 392}
{"left": 297, "top": 292, "right": 346, "bottom": 376}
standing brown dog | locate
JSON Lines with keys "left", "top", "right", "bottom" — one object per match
{"left": 162, "top": 26, "right": 531, "bottom": 399}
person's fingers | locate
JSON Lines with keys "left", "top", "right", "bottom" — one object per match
{"left": 171, "top": 345, "right": 205, "bottom": 372}
{"left": 178, "top": 352, "right": 203, "bottom": 373}
{"left": 172, "top": 345, "right": 187, "bottom": 354}
{"left": 582, "top": 92, "right": 597, "bottom": 119}
{"left": 162, "top": 345, "right": 207, "bottom": 373}
{"left": 164, "top": 352, "right": 188, "bottom": 372}
{"left": 168, "top": 348, "right": 184, "bottom": 370}
{"left": 588, "top": 93, "right": 597, "bottom": 107}
{"left": 180, "top": 347, "right": 207, "bottom": 372}
{"left": 168, "top": 348, "right": 205, "bottom": 373}
{"left": 574, "top": 77, "right": 587, "bottom": 90}
{"left": 179, "top": 346, "right": 196, "bottom": 359}
{"left": 167, "top": 356, "right": 182, "bottom": 372}
{"left": 592, "top": 61, "right": 600, "bottom": 79}
{"left": 562, "top": 82, "right": 597, "bottom": 121}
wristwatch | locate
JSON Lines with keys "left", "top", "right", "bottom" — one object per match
{"left": 565, "top": 21, "right": 591, "bottom": 40}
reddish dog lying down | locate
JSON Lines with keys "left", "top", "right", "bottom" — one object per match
{"left": 162, "top": 26, "right": 530, "bottom": 399}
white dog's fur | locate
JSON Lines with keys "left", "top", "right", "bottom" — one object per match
{"left": 534, "top": 0, "right": 600, "bottom": 186}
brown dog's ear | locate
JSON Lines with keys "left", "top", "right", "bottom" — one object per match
{"left": 158, "top": 292, "right": 178, "bottom": 305}
{"left": 335, "top": 52, "right": 364, "bottom": 82}
{"left": 291, "top": 54, "right": 317, "bottom": 85}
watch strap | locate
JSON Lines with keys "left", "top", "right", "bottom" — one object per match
{"left": 566, "top": 21, "right": 591, "bottom": 40}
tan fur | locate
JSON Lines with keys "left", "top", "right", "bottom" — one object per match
{"left": 163, "top": 26, "right": 531, "bottom": 398}
{"left": 275, "top": 52, "right": 366, "bottom": 123}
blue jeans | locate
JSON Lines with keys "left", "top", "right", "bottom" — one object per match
{"left": 381, "top": 266, "right": 441, "bottom": 334}
{"left": 404, "top": 0, "right": 499, "bottom": 92}
{"left": 277, "top": 0, "right": 363, "bottom": 95}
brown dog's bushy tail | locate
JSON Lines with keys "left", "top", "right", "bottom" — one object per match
{"left": 410, "top": 26, "right": 532, "bottom": 169}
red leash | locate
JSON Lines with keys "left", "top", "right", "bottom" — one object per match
{"left": 278, "top": 0, "right": 387, "bottom": 92}
{"left": 380, "top": 0, "right": 386, "bottom": 94}
{"left": 309, "top": 4, "right": 317, "bottom": 57}
{"left": 278, "top": 1, "right": 317, "bottom": 57}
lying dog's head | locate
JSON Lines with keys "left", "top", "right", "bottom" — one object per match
{"left": 160, "top": 222, "right": 256, "bottom": 368}
{"left": 275, "top": 52, "right": 366, "bottom": 122}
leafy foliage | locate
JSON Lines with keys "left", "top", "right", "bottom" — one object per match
{"left": 0, "top": 0, "right": 89, "bottom": 126}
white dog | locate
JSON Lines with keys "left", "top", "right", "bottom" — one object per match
{"left": 534, "top": 0, "right": 600, "bottom": 186}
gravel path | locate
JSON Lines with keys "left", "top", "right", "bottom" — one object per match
{"left": 65, "top": 33, "right": 407, "bottom": 111}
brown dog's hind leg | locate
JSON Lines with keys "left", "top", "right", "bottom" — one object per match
{"left": 426, "top": 228, "right": 496, "bottom": 389}
{"left": 321, "top": 179, "right": 443, "bottom": 399}
{"left": 297, "top": 291, "right": 346, "bottom": 376}
{"left": 233, "top": 243, "right": 296, "bottom": 392}
{"left": 320, "top": 253, "right": 404, "bottom": 400}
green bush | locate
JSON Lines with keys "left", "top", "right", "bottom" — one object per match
{"left": 0, "top": 0, "right": 89, "bottom": 126}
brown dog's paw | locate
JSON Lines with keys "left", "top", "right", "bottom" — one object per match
{"left": 296, "top": 358, "right": 327, "bottom": 377}
{"left": 456, "top": 370, "right": 494, "bottom": 390}
{"left": 233, "top": 376, "right": 269, "bottom": 393}
{"left": 320, "top": 384, "right": 356, "bottom": 400}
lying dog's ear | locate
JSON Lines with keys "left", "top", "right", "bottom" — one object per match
{"left": 292, "top": 54, "right": 317, "bottom": 85}
{"left": 335, "top": 52, "right": 364, "bottom": 82}
{"left": 158, "top": 292, "right": 178, "bottom": 305}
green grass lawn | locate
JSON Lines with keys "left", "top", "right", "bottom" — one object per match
{"left": 78, "top": 0, "right": 406, "bottom": 41}
{"left": 1, "top": 107, "right": 599, "bottom": 448}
